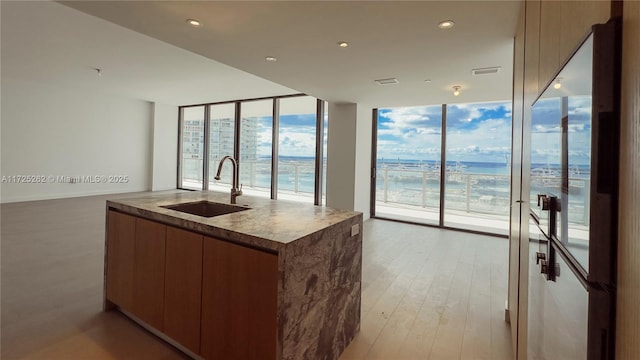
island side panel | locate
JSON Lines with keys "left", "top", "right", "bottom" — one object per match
{"left": 277, "top": 247, "right": 287, "bottom": 360}
{"left": 280, "top": 214, "right": 362, "bottom": 360}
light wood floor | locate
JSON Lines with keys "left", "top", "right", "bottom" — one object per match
{"left": 1, "top": 192, "right": 513, "bottom": 359}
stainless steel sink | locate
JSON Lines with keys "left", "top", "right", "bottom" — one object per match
{"left": 161, "top": 201, "right": 250, "bottom": 218}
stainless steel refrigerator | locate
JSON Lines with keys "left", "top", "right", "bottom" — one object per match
{"left": 528, "top": 19, "right": 621, "bottom": 360}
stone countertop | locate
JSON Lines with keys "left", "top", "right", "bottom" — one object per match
{"left": 107, "top": 190, "right": 361, "bottom": 252}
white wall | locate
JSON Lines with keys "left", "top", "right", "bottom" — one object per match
{"left": 326, "top": 103, "right": 357, "bottom": 211}
{"left": 354, "top": 104, "right": 372, "bottom": 216}
{"left": 0, "top": 78, "right": 153, "bottom": 203}
{"left": 151, "top": 103, "right": 178, "bottom": 191}
{"left": 325, "top": 102, "right": 371, "bottom": 219}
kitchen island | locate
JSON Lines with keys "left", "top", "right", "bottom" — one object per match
{"left": 104, "top": 191, "right": 362, "bottom": 360}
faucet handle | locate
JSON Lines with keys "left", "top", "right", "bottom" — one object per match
{"left": 238, "top": 184, "right": 243, "bottom": 196}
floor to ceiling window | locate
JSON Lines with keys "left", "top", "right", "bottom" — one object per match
{"left": 443, "top": 102, "right": 512, "bottom": 234}
{"left": 179, "top": 94, "right": 325, "bottom": 205}
{"left": 208, "top": 103, "right": 236, "bottom": 191}
{"left": 237, "top": 99, "right": 273, "bottom": 198}
{"left": 373, "top": 101, "right": 512, "bottom": 235}
{"left": 179, "top": 106, "right": 205, "bottom": 190}
{"left": 277, "top": 96, "right": 317, "bottom": 203}
{"left": 322, "top": 101, "right": 328, "bottom": 205}
{"left": 374, "top": 105, "right": 443, "bottom": 226}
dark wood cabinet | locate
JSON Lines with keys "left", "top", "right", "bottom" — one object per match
{"left": 164, "top": 226, "right": 203, "bottom": 354}
{"left": 200, "top": 237, "right": 279, "bottom": 360}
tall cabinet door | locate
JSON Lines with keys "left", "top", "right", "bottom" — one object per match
{"left": 164, "top": 226, "right": 203, "bottom": 354}
{"left": 133, "top": 218, "right": 166, "bottom": 330}
{"left": 106, "top": 211, "right": 136, "bottom": 311}
{"left": 200, "top": 237, "right": 278, "bottom": 360}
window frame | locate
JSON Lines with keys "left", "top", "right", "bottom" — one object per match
{"left": 178, "top": 94, "right": 326, "bottom": 206}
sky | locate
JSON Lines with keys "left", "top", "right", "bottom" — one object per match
{"left": 199, "top": 95, "right": 590, "bottom": 167}
{"left": 254, "top": 114, "right": 319, "bottom": 157}
{"left": 377, "top": 101, "right": 513, "bottom": 163}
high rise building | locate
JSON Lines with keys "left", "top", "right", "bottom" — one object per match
{"left": 182, "top": 116, "right": 259, "bottom": 164}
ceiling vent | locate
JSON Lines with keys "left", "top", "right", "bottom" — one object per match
{"left": 374, "top": 78, "right": 399, "bottom": 85}
{"left": 471, "top": 66, "right": 501, "bottom": 75}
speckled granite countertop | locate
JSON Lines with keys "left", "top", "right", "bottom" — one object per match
{"left": 107, "top": 190, "right": 361, "bottom": 252}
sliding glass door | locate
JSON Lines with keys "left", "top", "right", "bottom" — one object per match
{"left": 374, "top": 105, "right": 443, "bottom": 225}
{"left": 443, "top": 102, "right": 512, "bottom": 234}
{"left": 373, "top": 101, "right": 512, "bottom": 235}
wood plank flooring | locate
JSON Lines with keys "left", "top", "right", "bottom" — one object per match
{"left": 340, "top": 220, "right": 512, "bottom": 360}
{"left": 1, "top": 192, "right": 512, "bottom": 359}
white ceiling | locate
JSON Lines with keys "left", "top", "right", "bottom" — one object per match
{"left": 1, "top": 1, "right": 298, "bottom": 106}
{"left": 3, "top": 1, "right": 520, "bottom": 108}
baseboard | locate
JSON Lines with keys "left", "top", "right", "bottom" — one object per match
{"left": 0, "top": 187, "right": 150, "bottom": 204}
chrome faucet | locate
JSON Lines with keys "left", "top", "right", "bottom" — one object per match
{"left": 214, "top": 156, "right": 242, "bottom": 204}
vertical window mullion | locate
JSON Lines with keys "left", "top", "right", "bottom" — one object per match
{"left": 314, "top": 99, "right": 325, "bottom": 206}
{"left": 370, "top": 108, "right": 379, "bottom": 217}
{"left": 439, "top": 104, "right": 447, "bottom": 226}
{"left": 177, "top": 107, "right": 185, "bottom": 189}
{"left": 203, "top": 106, "right": 211, "bottom": 190}
{"left": 271, "top": 98, "right": 280, "bottom": 200}
{"left": 234, "top": 101, "right": 241, "bottom": 165}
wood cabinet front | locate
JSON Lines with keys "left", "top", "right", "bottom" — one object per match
{"left": 164, "top": 226, "right": 203, "bottom": 354}
{"left": 133, "top": 217, "right": 166, "bottom": 330}
{"left": 106, "top": 211, "right": 280, "bottom": 359}
{"left": 200, "top": 238, "right": 279, "bottom": 360}
{"left": 106, "top": 210, "right": 136, "bottom": 311}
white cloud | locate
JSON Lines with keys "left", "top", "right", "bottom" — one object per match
{"left": 534, "top": 124, "right": 561, "bottom": 133}
{"left": 568, "top": 123, "right": 586, "bottom": 132}
{"left": 278, "top": 131, "right": 316, "bottom": 157}
{"left": 380, "top": 106, "right": 442, "bottom": 136}
{"left": 377, "top": 102, "right": 512, "bottom": 162}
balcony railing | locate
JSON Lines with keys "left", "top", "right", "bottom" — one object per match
{"left": 181, "top": 158, "right": 321, "bottom": 200}
{"left": 184, "top": 158, "right": 589, "bottom": 226}
{"left": 375, "top": 166, "right": 590, "bottom": 225}
{"left": 375, "top": 167, "right": 510, "bottom": 215}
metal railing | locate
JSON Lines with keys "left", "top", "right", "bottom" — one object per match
{"left": 181, "top": 158, "right": 320, "bottom": 195}
{"left": 375, "top": 167, "right": 510, "bottom": 215}
{"left": 184, "top": 159, "right": 590, "bottom": 225}
{"left": 375, "top": 167, "right": 591, "bottom": 224}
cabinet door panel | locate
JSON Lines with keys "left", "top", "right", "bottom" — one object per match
{"left": 106, "top": 211, "right": 135, "bottom": 311}
{"left": 164, "top": 226, "right": 203, "bottom": 354}
{"left": 539, "top": 0, "right": 561, "bottom": 92}
{"left": 133, "top": 218, "right": 166, "bottom": 330}
{"left": 201, "top": 238, "right": 278, "bottom": 360}
{"left": 560, "top": 0, "right": 610, "bottom": 64}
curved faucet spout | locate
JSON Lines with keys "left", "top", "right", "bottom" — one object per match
{"left": 214, "top": 156, "right": 242, "bottom": 204}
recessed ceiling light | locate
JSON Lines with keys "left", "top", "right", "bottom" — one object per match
{"left": 265, "top": 56, "right": 277, "bottom": 62}
{"left": 338, "top": 41, "right": 349, "bottom": 48}
{"left": 438, "top": 20, "right": 455, "bottom": 29}
{"left": 424, "top": 79, "right": 432, "bottom": 83}
{"left": 186, "top": 19, "right": 202, "bottom": 27}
